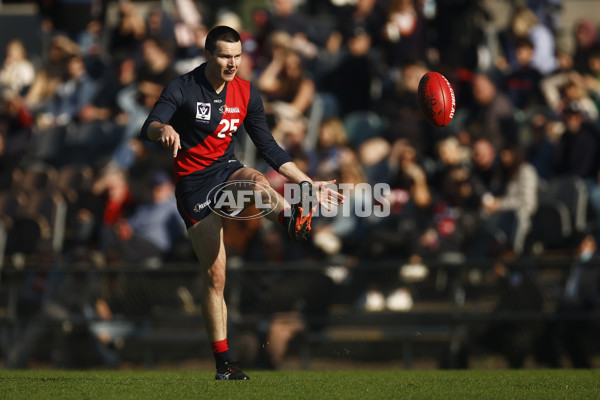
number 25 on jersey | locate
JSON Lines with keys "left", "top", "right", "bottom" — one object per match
{"left": 217, "top": 118, "right": 240, "bottom": 138}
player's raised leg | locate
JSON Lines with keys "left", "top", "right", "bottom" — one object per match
{"left": 226, "top": 167, "right": 314, "bottom": 240}
{"left": 187, "top": 212, "right": 249, "bottom": 380}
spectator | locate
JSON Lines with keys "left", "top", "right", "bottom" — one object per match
{"left": 381, "top": 0, "right": 425, "bottom": 68}
{"left": 308, "top": 117, "right": 349, "bottom": 177}
{"left": 74, "top": 57, "right": 138, "bottom": 167}
{"left": 261, "top": 0, "right": 317, "bottom": 60}
{"left": 335, "top": 0, "right": 386, "bottom": 46}
{"left": 543, "top": 76, "right": 598, "bottom": 122}
{"left": 525, "top": 112, "right": 556, "bottom": 181}
{"left": 44, "top": 54, "right": 97, "bottom": 128}
{"left": 36, "top": 0, "right": 107, "bottom": 48}
{"left": 0, "top": 39, "right": 36, "bottom": 97}
{"left": 103, "top": 170, "right": 185, "bottom": 263}
{"left": 458, "top": 73, "right": 516, "bottom": 151}
{"left": 322, "top": 26, "right": 378, "bottom": 115}
{"left": 556, "top": 234, "right": 600, "bottom": 368}
{"left": 112, "top": 79, "right": 164, "bottom": 169}
{"left": 553, "top": 102, "right": 599, "bottom": 180}
{"left": 138, "top": 38, "right": 178, "bottom": 87}
{"left": 0, "top": 91, "right": 34, "bottom": 177}
{"left": 503, "top": 38, "right": 545, "bottom": 111}
{"left": 27, "top": 54, "right": 97, "bottom": 167}
{"left": 480, "top": 142, "right": 539, "bottom": 255}
{"left": 418, "top": 165, "right": 480, "bottom": 261}
{"left": 502, "top": 6, "right": 557, "bottom": 75}
{"left": 108, "top": 1, "right": 146, "bottom": 62}
{"left": 378, "top": 61, "right": 435, "bottom": 156}
{"left": 430, "top": 0, "right": 490, "bottom": 70}
{"left": 553, "top": 102, "right": 600, "bottom": 242}
{"left": 145, "top": 6, "right": 176, "bottom": 56}
{"left": 470, "top": 138, "right": 503, "bottom": 201}
{"left": 172, "top": 0, "right": 208, "bottom": 74}
{"left": 582, "top": 49, "right": 600, "bottom": 107}
{"left": 573, "top": 19, "right": 600, "bottom": 74}
{"left": 358, "top": 139, "right": 432, "bottom": 260}
{"left": 74, "top": 164, "right": 136, "bottom": 251}
{"left": 25, "top": 34, "right": 79, "bottom": 112}
{"left": 256, "top": 39, "right": 315, "bottom": 136}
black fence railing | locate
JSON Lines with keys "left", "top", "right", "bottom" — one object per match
{"left": 1, "top": 256, "right": 599, "bottom": 369}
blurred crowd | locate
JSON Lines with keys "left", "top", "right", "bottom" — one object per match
{"left": 3, "top": 0, "right": 600, "bottom": 265}
{"left": 2, "top": 0, "right": 600, "bottom": 370}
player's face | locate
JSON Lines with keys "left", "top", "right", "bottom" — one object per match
{"left": 206, "top": 40, "right": 242, "bottom": 84}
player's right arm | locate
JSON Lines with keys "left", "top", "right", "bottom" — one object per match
{"left": 147, "top": 122, "right": 181, "bottom": 158}
{"left": 141, "top": 78, "right": 184, "bottom": 158}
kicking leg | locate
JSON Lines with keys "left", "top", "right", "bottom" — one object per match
{"left": 227, "top": 167, "right": 314, "bottom": 240}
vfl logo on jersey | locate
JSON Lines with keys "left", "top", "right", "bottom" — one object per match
{"left": 219, "top": 105, "right": 241, "bottom": 115}
{"left": 196, "top": 102, "right": 211, "bottom": 121}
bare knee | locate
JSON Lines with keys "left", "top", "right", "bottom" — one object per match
{"left": 249, "top": 171, "right": 269, "bottom": 189}
{"left": 205, "top": 266, "right": 226, "bottom": 292}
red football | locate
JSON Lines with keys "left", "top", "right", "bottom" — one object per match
{"left": 417, "top": 72, "right": 456, "bottom": 127}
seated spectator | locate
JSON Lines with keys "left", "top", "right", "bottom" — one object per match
{"left": 308, "top": 117, "right": 349, "bottom": 177}
{"left": 322, "top": 26, "right": 378, "bottom": 115}
{"left": 479, "top": 142, "right": 539, "bottom": 255}
{"left": 553, "top": 102, "right": 600, "bottom": 180}
{"left": 381, "top": 0, "right": 425, "bottom": 68}
{"left": 335, "top": 0, "right": 386, "bottom": 47}
{"left": 573, "top": 19, "right": 600, "bottom": 74}
{"left": 378, "top": 61, "right": 436, "bottom": 156}
{"left": 108, "top": 0, "right": 146, "bottom": 61}
{"left": 525, "top": 112, "right": 556, "bottom": 181}
{"left": 503, "top": 38, "right": 545, "bottom": 111}
{"left": 256, "top": 34, "right": 315, "bottom": 126}
{"left": 172, "top": 0, "right": 208, "bottom": 74}
{"left": 112, "top": 79, "right": 164, "bottom": 169}
{"left": 138, "top": 38, "right": 178, "bottom": 87}
{"left": 0, "top": 39, "right": 36, "bottom": 97}
{"left": 259, "top": 0, "right": 317, "bottom": 60}
{"left": 42, "top": 54, "right": 97, "bottom": 128}
{"left": 429, "top": 136, "right": 472, "bottom": 197}
{"left": 103, "top": 170, "right": 185, "bottom": 264}
{"left": 358, "top": 139, "right": 433, "bottom": 260}
{"left": 556, "top": 78, "right": 598, "bottom": 122}
{"left": 502, "top": 6, "right": 557, "bottom": 75}
{"left": 470, "top": 138, "right": 503, "bottom": 202}
{"left": 0, "top": 91, "right": 34, "bottom": 175}
{"left": 28, "top": 54, "right": 97, "bottom": 167}
{"left": 73, "top": 57, "right": 138, "bottom": 167}
{"left": 582, "top": 49, "right": 600, "bottom": 106}
{"left": 25, "top": 35, "right": 79, "bottom": 112}
{"left": 458, "top": 73, "right": 516, "bottom": 151}
{"left": 144, "top": 5, "right": 176, "bottom": 56}
{"left": 553, "top": 102, "right": 600, "bottom": 242}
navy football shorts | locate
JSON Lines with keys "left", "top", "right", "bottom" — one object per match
{"left": 175, "top": 161, "right": 245, "bottom": 228}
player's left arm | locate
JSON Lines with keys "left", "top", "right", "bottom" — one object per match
{"left": 244, "top": 84, "right": 343, "bottom": 209}
{"left": 278, "top": 162, "right": 344, "bottom": 210}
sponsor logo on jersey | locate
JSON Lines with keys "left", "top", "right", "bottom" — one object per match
{"left": 193, "top": 199, "right": 211, "bottom": 212}
{"left": 219, "top": 105, "right": 241, "bottom": 115}
{"left": 196, "top": 102, "right": 211, "bottom": 121}
{"left": 213, "top": 99, "right": 222, "bottom": 103}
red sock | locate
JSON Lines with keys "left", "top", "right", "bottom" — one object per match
{"left": 212, "top": 339, "right": 230, "bottom": 368}
{"left": 211, "top": 339, "right": 229, "bottom": 354}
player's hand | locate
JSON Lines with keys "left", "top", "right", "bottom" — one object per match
{"left": 158, "top": 124, "right": 182, "bottom": 158}
{"left": 313, "top": 180, "right": 344, "bottom": 211}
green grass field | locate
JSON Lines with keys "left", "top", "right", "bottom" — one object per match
{"left": 1, "top": 369, "right": 599, "bottom": 400}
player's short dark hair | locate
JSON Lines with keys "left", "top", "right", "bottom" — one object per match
{"left": 205, "top": 26, "right": 241, "bottom": 53}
